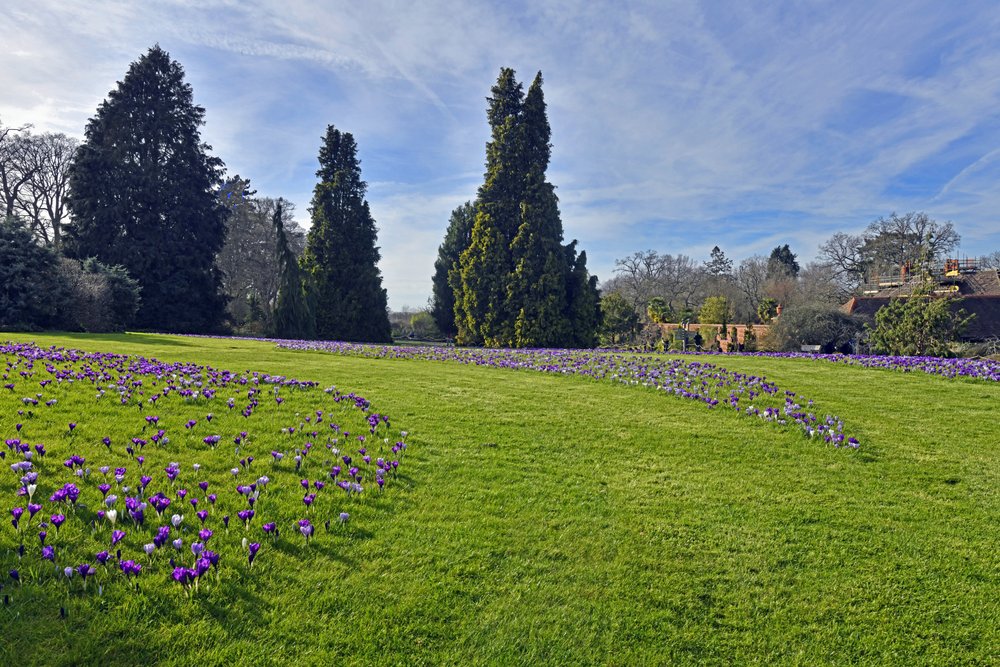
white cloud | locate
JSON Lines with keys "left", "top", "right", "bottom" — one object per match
{"left": 4, "top": 1, "right": 1000, "bottom": 310}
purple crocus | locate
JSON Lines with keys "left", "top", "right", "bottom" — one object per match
{"left": 247, "top": 542, "right": 261, "bottom": 567}
{"left": 111, "top": 529, "right": 126, "bottom": 546}
{"left": 119, "top": 559, "right": 141, "bottom": 579}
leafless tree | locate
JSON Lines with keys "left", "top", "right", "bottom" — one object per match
{"left": 978, "top": 251, "right": 1000, "bottom": 270}
{"left": 15, "top": 132, "right": 78, "bottom": 247}
{"left": 216, "top": 179, "right": 307, "bottom": 329}
{"left": 735, "top": 255, "right": 769, "bottom": 316}
{"left": 0, "top": 121, "right": 40, "bottom": 219}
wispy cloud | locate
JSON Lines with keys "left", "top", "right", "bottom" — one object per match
{"left": 4, "top": 1, "right": 1000, "bottom": 307}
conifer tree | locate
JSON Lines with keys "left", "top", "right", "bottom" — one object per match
{"left": 454, "top": 68, "right": 600, "bottom": 347}
{"left": 271, "top": 200, "right": 315, "bottom": 339}
{"left": 301, "top": 125, "right": 391, "bottom": 343}
{"left": 431, "top": 201, "right": 474, "bottom": 337}
{"left": 451, "top": 68, "right": 600, "bottom": 348}
{"left": 66, "top": 45, "right": 228, "bottom": 333}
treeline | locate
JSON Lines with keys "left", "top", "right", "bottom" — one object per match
{"left": 1, "top": 45, "right": 390, "bottom": 341}
{"left": 603, "top": 212, "right": 993, "bottom": 355}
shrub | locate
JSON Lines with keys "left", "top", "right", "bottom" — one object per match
{"left": 761, "top": 305, "right": 863, "bottom": 353}
{"left": 56, "top": 258, "right": 141, "bottom": 332}
{"left": 867, "top": 291, "right": 972, "bottom": 357}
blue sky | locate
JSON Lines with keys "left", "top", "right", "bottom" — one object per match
{"left": 4, "top": 1, "right": 1000, "bottom": 309}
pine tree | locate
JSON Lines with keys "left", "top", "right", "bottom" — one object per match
{"left": 431, "top": 201, "right": 474, "bottom": 337}
{"left": 301, "top": 125, "right": 391, "bottom": 343}
{"left": 66, "top": 45, "right": 228, "bottom": 333}
{"left": 271, "top": 200, "right": 315, "bottom": 339}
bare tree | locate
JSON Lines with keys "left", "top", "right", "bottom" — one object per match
{"left": 794, "top": 262, "right": 846, "bottom": 307}
{"left": 216, "top": 177, "right": 307, "bottom": 330}
{"left": 660, "top": 254, "right": 705, "bottom": 312}
{"left": 862, "top": 212, "right": 959, "bottom": 272}
{"left": 818, "top": 231, "right": 868, "bottom": 292}
{"left": 13, "top": 132, "right": 78, "bottom": 247}
{"left": 612, "top": 250, "right": 706, "bottom": 319}
{"left": 735, "top": 255, "right": 769, "bottom": 316}
{"left": 613, "top": 250, "right": 668, "bottom": 311}
{"left": 0, "top": 122, "right": 40, "bottom": 219}
{"left": 978, "top": 251, "right": 1000, "bottom": 270}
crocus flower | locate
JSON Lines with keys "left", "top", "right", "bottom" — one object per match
{"left": 298, "top": 519, "right": 314, "bottom": 541}
{"left": 111, "top": 530, "right": 126, "bottom": 546}
{"left": 41, "top": 545, "right": 55, "bottom": 561}
{"left": 248, "top": 542, "right": 261, "bottom": 567}
{"left": 119, "top": 560, "right": 141, "bottom": 579}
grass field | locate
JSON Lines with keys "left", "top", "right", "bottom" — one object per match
{"left": 0, "top": 332, "right": 997, "bottom": 666}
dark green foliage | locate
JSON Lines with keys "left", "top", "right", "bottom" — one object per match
{"left": 767, "top": 244, "right": 799, "bottom": 278}
{"left": 600, "top": 291, "right": 639, "bottom": 345}
{"left": 271, "top": 201, "right": 315, "bottom": 339}
{"left": 743, "top": 324, "right": 758, "bottom": 351}
{"left": 0, "top": 216, "right": 61, "bottom": 329}
{"left": 704, "top": 246, "right": 733, "bottom": 276}
{"left": 56, "top": 258, "right": 141, "bottom": 332}
{"left": 763, "top": 305, "right": 863, "bottom": 353}
{"left": 65, "top": 45, "right": 229, "bottom": 333}
{"left": 646, "top": 297, "right": 671, "bottom": 324}
{"left": 453, "top": 69, "right": 600, "bottom": 347}
{"left": 757, "top": 297, "right": 779, "bottom": 323}
{"left": 432, "top": 202, "right": 474, "bottom": 337}
{"left": 301, "top": 125, "right": 391, "bottom": 343}
{"left": 867, "top": 288, "right": 973, "bottom": 357}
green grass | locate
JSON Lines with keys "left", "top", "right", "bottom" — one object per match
{"left": 1, "top": 332, "right": 998, "bottom": 666}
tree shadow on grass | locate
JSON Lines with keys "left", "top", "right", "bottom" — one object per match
{"left": 44, "top": 332, "right": 196, "bottom": 348}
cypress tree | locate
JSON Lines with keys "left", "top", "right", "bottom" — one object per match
{"left": 455, "top": 68, "right": 524, "bottom": 346}
{"left": 66, "top": 45, "right": 228, "bottom": 333}
{"left": 271, "top": 200, "right": 315, "bottom": 339}
{"left": 431, "top": 201, "right": 474, "bottom": 337}
{"left": 301, "top": 125, "right": 391, "bottom": 343}
{"left": 452, "top": 68, "right": 600, "bottom": 348}
{"left": 509, "top": 73, "right": 571, "bottom": 347}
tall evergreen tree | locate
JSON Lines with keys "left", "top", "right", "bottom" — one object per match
{"left": 301, "top": 125, "right": 391, "bottom": 343}
{"left": 271, "top": 200, "right": 315, "bottom": 339}
{"left": 66, "top": 45, "right": 229, "bottom": 333}
{"left": 767, "top": 244, "right": 800, "bottom": 278}
{"left": 431, "top": 201, "right": 474, "bottom": 337}
{"left": 453, "top": 68, "right": 600, "bottom": 348}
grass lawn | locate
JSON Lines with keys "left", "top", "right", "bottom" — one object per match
{"left": 0, "top": 332, "right": 997, "bottom": 666}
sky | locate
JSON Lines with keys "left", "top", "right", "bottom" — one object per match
{"left": 4, "top": 1, "right": 1000, "bottom": 310}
